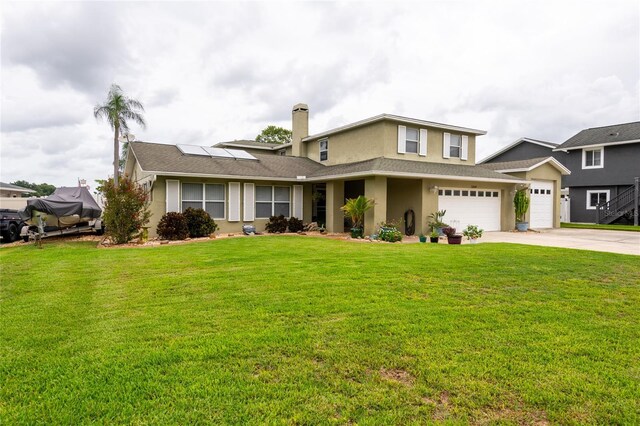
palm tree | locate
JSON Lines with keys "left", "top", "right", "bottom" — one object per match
{"left": 94, "top": 84, "right": 146, "bottom": 186}
{"left": 340, "top": 195, "right": 375, "bottom": 230}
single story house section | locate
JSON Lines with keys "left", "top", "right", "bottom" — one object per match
{"left": 480, "top": 157, "right": 571, "bottom": 228}
{"left": 125, "top": 104, "right": 566, "bottom": 237}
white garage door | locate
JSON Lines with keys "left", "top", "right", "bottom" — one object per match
{"left": 438, "top": 188, "right": 501, "bottom": 231}
{"left": 530, "top": 181, "right": 554, "bottom": 229}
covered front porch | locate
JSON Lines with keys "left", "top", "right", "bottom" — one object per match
{"left": 319, "top": 176, "right": 518, "bottom": 236}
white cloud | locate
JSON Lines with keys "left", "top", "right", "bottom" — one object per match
{"left": 1, "top": 0, "right": 638, "bottom": 187}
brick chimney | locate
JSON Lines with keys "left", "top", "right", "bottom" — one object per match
{"left": 291, "top": 103, "right": 309, "bottom": 157}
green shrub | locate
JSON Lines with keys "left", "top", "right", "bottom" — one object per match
{"left": 378, "top": 226, "right": 403, "bottom": 242}
{"left": 266, "top": 215, "right": 288, "bottom": 233}
{"left": 157, "top": 212, "right": 189, "bottom": 240}
{"left": 97, "top": 176, "right": 151, "bottom": 244}
{"left": 288, "top": 217, "right": 304, "bottom": 233}
{"left": 183, "top": 208, "right": 218, "bottom": 237}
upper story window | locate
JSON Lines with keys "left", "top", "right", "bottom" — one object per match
{"left": 397, "top": 125, "right": 426, "bottom": 156}
{"left": 319, "top": 138, "right": 328, "bottom": 161}
{"left": 405, "top": 128, "right": 419, "bottom": 153}
{"left": 443, "top": 133, "right": 468, "bottom": 160}
{"left": 582, "top": 147, "right": 603, "bottom": 169}
{"left": 449, "top": 134, "right": 461, "bottom": 158}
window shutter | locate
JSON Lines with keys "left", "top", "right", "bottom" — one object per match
{"left": 397, "top": 125, "right": 406, "bottom": 154}
{"left": 166, "top": 179, "right": 180, "bottom": 212}
{"left": 228, "top": 182, "right": 240, "bottom": 221}
{"left": 419, "top": 129, "right": 428, "bottom": 156}
{"left": 443, "top": 133, "right": 451, "bottom": 159}
{"left": 243, "top": 183, "right": 255, "bottom": 221}
{"left": 461, "top": 135, "right": 469, "bottom": 161}
{"left": 292, "top": 185, "right": 303, "bottom": 219}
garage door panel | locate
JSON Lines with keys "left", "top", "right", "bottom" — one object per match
{"left": 530, "top": 181, "right": 553, "bottom": 229}
{"left": 438, "top": 189, "right": 501, "bottom": 231}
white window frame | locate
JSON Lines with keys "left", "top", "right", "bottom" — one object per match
{"left": 582, "top": 147, "right": 604, "bottom": 169}
{"left": 449, "top": 134, "right": 462, "bottom": 158}
{"left": 181, "top": 183, "right": 226, "bottom": 219}
{"left": 255, "top": 185, "right": 291, "bottom": 218}
{"left": 586, "top": 189, "right": 610, "bottom": 210}
{"left": 405, "top": 127, "right": 419, "bottom": 154}
{"left": 319, "top": 138, "right": 328, "bottom": 162}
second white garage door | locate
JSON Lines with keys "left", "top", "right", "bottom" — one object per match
{"left": 529, "top": 181, "right": 554, "bottom": 229}
{"left": 438, "top": 188, "right": 501, "bottom": 231}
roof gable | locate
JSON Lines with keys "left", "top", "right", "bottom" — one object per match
{"left": 302, "top": 114, "right": 486, "bottom": 142}
{"left": 478, "top": 137, "right": 557, "bottom": 164}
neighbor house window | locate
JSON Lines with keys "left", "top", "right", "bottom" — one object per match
{"left": 582, "top": 147, "right": 603, "bottom": 169}
{"left": 319, "top": 138, "right": 328, "bottom": 161}
{"left": 255, "top": 186, "right": 290, "bottom": 218}
{"left": 405, "top": 128, "right": 419, "bottom": 153}
{"left": 182, "top": 183, "right": 225, "bottom": 218}
{"left": 586, "top": 190, "right": 610, "bottom": 210}
{"left": 449, "top": 134, "right": 461, "bottom": 157}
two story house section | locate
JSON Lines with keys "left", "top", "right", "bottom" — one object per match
{"left": 125, "top": 103, "right": 565, "bottom": 237}
{"left": 553, "top": 122, "right": 640, "bottom": 225}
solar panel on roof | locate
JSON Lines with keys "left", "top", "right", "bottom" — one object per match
{"left": 203, "top": 147, "right": 234, "bottom": 158}
{"left": 177, "top": 144, "right": 258, "bottom": 160}
{"left": 226, "top": 149, "right": 257, "bottom": 160}
{"left": 177, "top": 144, "right": 208, "bottom": 156}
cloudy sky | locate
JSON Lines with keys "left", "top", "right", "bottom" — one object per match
{"left": 1, "top": 1, "right": 638, "bottom": 188}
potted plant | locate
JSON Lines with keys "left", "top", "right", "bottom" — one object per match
{"left": 428, "top": 210, "right": 448, "bottom": 236}
{"left": 429, "top": 230, "right": 440, "bottom": 243}
{"left": 514, "top": 188, "right": 530, "bottom": 232}
{"left": 442, "top": 226, "right": 462, "bottom": 245}
{"left": 419, "top": 233, "right": 427, "bottom": 243}
{"left": 462, "top": 225, "right": 483, "bottom": 244}
{"left": 340, "top": 195, "right": 374, "bottom": 238}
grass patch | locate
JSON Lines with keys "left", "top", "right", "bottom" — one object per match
{"left": 561, "top": 222, "right": 640, "bottom": 232}
{"left": 1, "top": 237, "right": 639, "bottom": 424}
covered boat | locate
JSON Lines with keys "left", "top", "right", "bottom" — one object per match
{"left": 19, "top": 186, "right": 103, "bottom": 241}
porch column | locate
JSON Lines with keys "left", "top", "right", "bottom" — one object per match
{"left": 418, "top": 180, "right": 429, "bottom": 235}
{"left": 325, "top": 180, "right": 344, "bottom": 233}
{"left": 364, "top": 176, "right": 387, "bottom": 236}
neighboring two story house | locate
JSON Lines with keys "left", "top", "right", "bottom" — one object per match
{"left": 481, "top": 123, "right": 640, "bottom": 225}
{"left": 125, "top": 103, "right": 566, "bottom": 237}
{"left": 552, "top": 122, "right": 640, "bottom": 225}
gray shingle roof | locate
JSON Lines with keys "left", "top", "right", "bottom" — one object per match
{"left": 130, "top": 142, "right": 321, "bottom": 180}
{"left": 309, "top": 157, "right": 523, "bottom": 181}
{"left": 556, "top": 122, "right": 640, "bottom": 150}
{"left": 479, "top": 157, "right": 551, "bottom": 171}
{"left": 130, "top": 142, "right": 523, "bottom": 182}
{"left": 0, "top": 182, "right": 36, "bottom": 192}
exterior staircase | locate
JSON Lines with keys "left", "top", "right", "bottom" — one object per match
{"left": 596, "top": 178, "right": 640, "bottom": 225}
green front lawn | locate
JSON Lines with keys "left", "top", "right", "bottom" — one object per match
{"left": 561, "top": 222, "right": 640, "bottom": 232}
{"left": 1, "top": 238, "right": 639, "bottom": 424}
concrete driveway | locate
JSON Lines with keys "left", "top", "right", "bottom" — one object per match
{"left": 480, "top": 228, "right": 640, "bottom": 256}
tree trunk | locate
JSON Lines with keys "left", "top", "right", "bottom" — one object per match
{"left": 113, "top": 124, "right": 120, "bottom": 187}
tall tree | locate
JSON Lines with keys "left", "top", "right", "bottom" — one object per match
{"left": 94, "top": 84, "right": 146, "bottom": 186}
{"left": 255, "top": 125, "right": 292, "bottom": 144}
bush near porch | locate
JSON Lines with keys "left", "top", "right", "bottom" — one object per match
{"left": 1, "top": 238, "right": 639, "bottom": 424}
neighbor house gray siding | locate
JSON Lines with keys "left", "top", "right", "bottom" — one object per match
{"left": 569, "top": 185, "right": 634, "bottom": 223}
{"left": 487, "top": 143, "right": 563, "bottom": 164}
{"left": 561, "top": 143, "right": 640, "bottom": 187}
